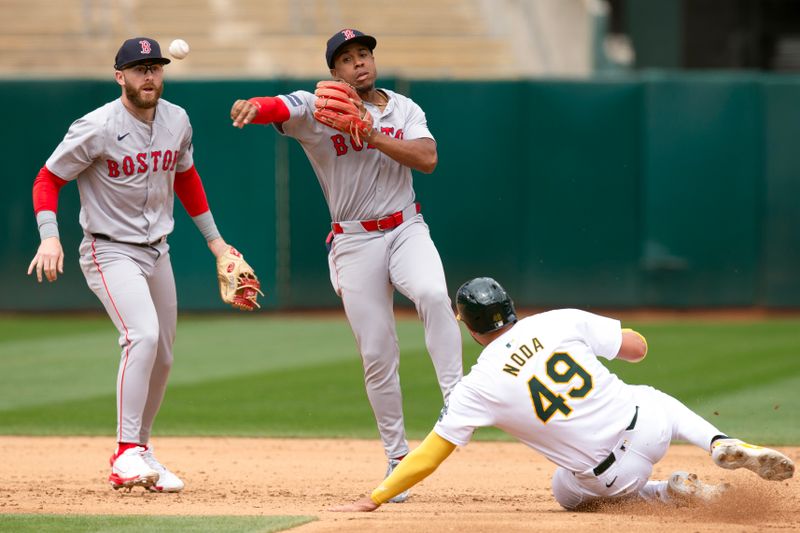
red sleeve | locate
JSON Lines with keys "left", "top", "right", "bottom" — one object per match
{"left": 174, "top": 165, "right": 211, "bottom": 217}
{"left": 32, "top": 166, "right": 69, "bottom": 214}
{"left": 249, "top": 96, "right": 290, "bottom": 124}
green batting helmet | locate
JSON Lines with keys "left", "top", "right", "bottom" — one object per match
{"left": 456, "top": 277, "right": 517, "bottom": 334}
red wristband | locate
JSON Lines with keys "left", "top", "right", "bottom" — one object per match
{"left": 249, "top": 96, "right": 290, "bottom": 124}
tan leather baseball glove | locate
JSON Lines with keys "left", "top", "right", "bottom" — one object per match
{"left": 313, "top": 80, "right": 374, "bottom": 148}
{"left": 216, "top": 246, "right": 263, "bottom": 311}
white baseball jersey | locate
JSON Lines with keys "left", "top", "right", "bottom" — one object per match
{"left": 275, "top": 89, "right": 432, "bottom": 221}
{"left": 46, "top": 98, "right": 194, "bottom": 243}
{"left": 435, "top": 310, "right": 637, "bottom": 473}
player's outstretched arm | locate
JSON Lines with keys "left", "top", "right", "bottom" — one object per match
{"left": 617, "top": 328, "right": 648, "bottom": 362}
{"left": 27, "top": 236, "right": 64, "bottom": 283}
{"left": 231, "top": 97, "right": 290, "bottom": 128}
{"left": 332, "top": 431, "right": 456, "bottom": 512}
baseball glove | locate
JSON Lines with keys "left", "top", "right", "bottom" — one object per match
{"left": 313, "top": 80, "right": 374, "bottom": 148}
{"left": 216, "top": 246, "right": 263, "bottom": 311}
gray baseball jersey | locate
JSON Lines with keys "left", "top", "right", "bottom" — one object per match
{"left": 45, "top": 97, "right": 193, "bottom": 444}
{"left": 277, "top": 89, "right": 428, "bottom": 221}
{"left": 46, "top": 98, "right": 193, "bottom": 243}
{"left": 274, "top": 87, "right": 463, "bottom": 460}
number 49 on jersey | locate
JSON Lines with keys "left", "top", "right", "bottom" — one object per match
{"left": 527, "top": 352, "right": 593, "bottom": 423}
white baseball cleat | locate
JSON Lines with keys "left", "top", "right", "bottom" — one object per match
{"left": 385, "top": 458, "right": 409, "bottom": 503}
{"left": 711, "top": 438, "right": 795, "bottom": 481}
{"left": 667, "top": 471, "right": 728, "bottom": 504}
{"left": 109, "top": 446, "right": 159, "bottom": 491}
{"left": 142, "top": 446, "right": 185, "bottom": 493}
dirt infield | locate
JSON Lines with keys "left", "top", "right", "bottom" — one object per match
{"left": 1, "top": 437, "right": 797, "bottom": 532}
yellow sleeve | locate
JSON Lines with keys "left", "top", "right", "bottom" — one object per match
{"left": 370, "top": 431, "right": 457, "bottom": 505}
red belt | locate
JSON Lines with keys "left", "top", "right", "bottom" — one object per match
{"left": 332, "top": 203, "right": 421, "bottom": 234}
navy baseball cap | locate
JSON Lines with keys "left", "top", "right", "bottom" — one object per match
{"left": 325, "top": 29, "right": 377, "bottom": 68}
{"left": 114, "top": 37, "right": 171, "bottom": 70}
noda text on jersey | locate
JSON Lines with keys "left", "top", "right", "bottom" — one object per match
{"left": 503, "top": 337, "right": 545, "bottom": 377}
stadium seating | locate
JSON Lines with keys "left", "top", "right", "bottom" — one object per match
{"left": 0, "top": 0, "right": 599, "bottom": 78}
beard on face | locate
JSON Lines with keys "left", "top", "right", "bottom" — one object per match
{"left": 352, "top": 79, "right": 374, "bottom": 95}
{"left": 124, "top": 80, "right": 163, "bottom": 109}
{"left": 359, "top": 82, "right": 375, "bottom": 94}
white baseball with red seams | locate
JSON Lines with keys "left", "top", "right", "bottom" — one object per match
{"left": 168, "top": 39, "right": 190, "bottom": 60}
{"left": 275, "top": 88, "right": 464, "bottom": 460}
{"left": 45, "top": 98, "right": 193, "bottom": 445}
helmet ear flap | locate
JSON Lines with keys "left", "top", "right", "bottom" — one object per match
{"left": 456, "top": 277, "right": 517, "bottom": 334}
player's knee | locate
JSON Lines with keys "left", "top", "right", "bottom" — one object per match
{"left": 154, "top": 351, "right": 174, "bottom": 371}
{"left": 132, "top": 327, "right": 160, "bottom": 356}
{"left": 356, "top": 330, "right": 399, "bottom": 370}
{"left": 551, "top": 467, "right": 584, "bottom": 511}
{"left": 361, "top": 355, "right": 398, "bottom": 385}
{"left": 414, "top": 285, "right": 450, "bottom": 311}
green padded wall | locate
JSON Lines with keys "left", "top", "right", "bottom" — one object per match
{"left": 3, "top": 74, "right": 799, "bottom": 310}
{"left": 519, "top": 80, "right": 642, "bottom": 307}
{"left": 640, "top": 74, "right": 762, "bottom": 307}
{"left": 166, "top": 80, "right": 279, "bottom": 309}
{"left": 408, "top": 81, "right": 531, "bottom": 300}
{"left": 3, "top": 80, "right": 119, "bottom": 310}
{"left": 761, "top": 78, "right": 800, "bottom": 307}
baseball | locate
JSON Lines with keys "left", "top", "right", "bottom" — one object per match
{"left": 168, "top": 39, "right": 190, "bottom": 60}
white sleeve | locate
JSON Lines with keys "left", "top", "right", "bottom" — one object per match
{"left": 433, "top": 381, "right": 494, "bottom": 447}
{"left": 401, "top": 99, "right": 434, "bottom": 141}
{"left": 573, "top": 310, "right": 622, "bottom": 360}
{"left": 45, "top": 115, "right": 104, "bottom": 180}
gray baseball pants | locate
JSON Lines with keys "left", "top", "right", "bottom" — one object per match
{"left": 79, "top": 236, "right": 176, "bottom": 445}
{"left": 328, "top": 215, "right": 463, "bottom": 459}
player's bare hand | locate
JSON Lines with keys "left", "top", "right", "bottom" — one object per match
{"left": 231, "top": 99, "right": 259, "bottom": 128}
{"left": 207, "top": 237, "right": 229, "bottom": 258}
{"left": 27, "top": 236, "right": 64, "bottom": 283}
{"left": 330, "top": 496, "right": 380, "bottom": 512}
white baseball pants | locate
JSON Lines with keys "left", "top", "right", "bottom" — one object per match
{"left": 551, "top": 384, "right": 723, "bottom": 509}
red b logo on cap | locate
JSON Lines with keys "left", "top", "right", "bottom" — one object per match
{"left": 342, "top": 29, "right": 356, "bottom": 40}
{"left": 139, "top": 40, "right": 152, "bottom": 54}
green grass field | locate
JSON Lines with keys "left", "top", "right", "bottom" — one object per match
{"left": 0, "top": 313, "right": 798, "bottom": 444}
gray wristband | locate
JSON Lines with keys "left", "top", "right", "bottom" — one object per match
{"left": 192, "top": 210, "right": 221, "bottom": 242}
{"left": 36, "top": 210, "right": 59, "bottom": 240}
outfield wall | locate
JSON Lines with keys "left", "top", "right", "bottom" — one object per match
{"left": 3, "top": 73, "right": 799, "bottom": 310}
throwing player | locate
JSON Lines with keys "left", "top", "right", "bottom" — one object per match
{"left": 333, "top": 277, "right": 795, "bottom": 511}
{"left": 27, "top": 37, "right": 260, "bottom": 492}
{"left": 229, "top": 28, "right": 463, "bottom": 501}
